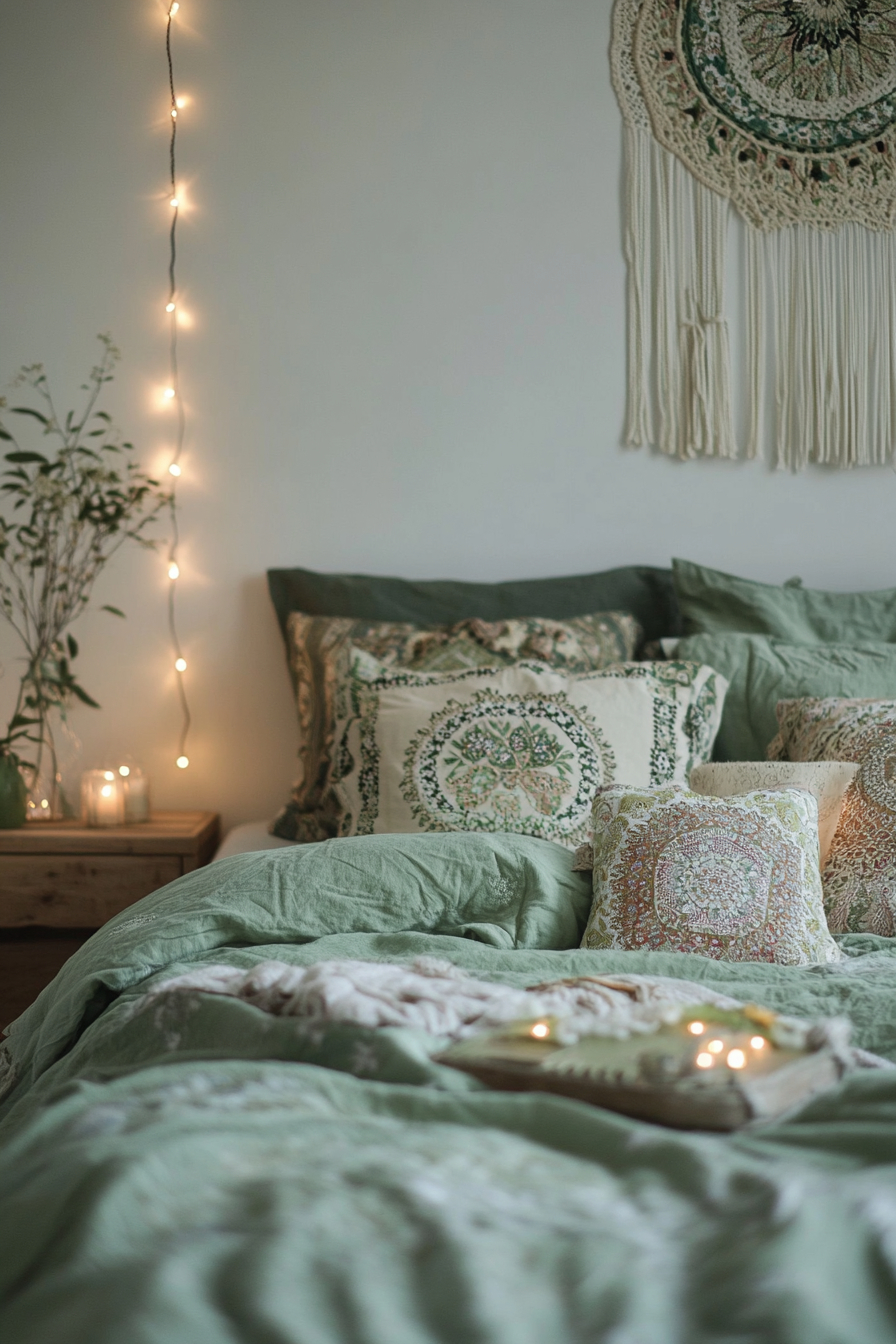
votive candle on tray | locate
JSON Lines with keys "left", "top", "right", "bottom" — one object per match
{"left": 81, "top": 769, "right": 126, "bottom": 827}
{"left": 118, "top": 763, "right": 150, "bottom": 823}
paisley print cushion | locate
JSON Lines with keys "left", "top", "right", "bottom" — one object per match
{"left": 689, "top": 761, "right": 858, "bottom": 867}
{"left": 583, "top": 786, "right": 840, "bottom": 966}
{"left": 330, "top": 657, "right": 726, "bottom": 850}
{"left": 768, "top": 697, "right": 896, "bottom": 764}
{"left": 271, "top": 611, "right": 642, "bottom": 842}
{"left": 822, "top": 729, "right": 896, "bottom": 935}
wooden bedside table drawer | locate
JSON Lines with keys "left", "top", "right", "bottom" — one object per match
{"left": 0, "top": 855, "right": 183, "bottom": 928}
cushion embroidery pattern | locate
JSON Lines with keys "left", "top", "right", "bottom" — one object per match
{"left": 399, "top": 690, "right": 613, "bottom": 846}
{"left": 583, "top": 786, "right": 839, "bottom": 965}
{"left": 689, "top": 760, "right": 859, "bottom": 867}
{"left": 334, "top": 660, "right": 727, "bottom": 847}
{"left": 823, "top": 730, "right": 896, "bottom": 935}
{"left": 768, "top": 696, "right": 896, "bottom": 763}
{"left": 272, "top": 610, "right": 640, "bottom": 841}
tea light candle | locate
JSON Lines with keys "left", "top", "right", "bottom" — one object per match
{"left": 81, "top": 769, "right": 126, "bottom": 827}
{"left": 118, "top": 764, "right": 150, "bottom": 823}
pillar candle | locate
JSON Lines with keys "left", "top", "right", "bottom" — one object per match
{"left": 121, "top": 767, "right": 150, "bottom": 823}
{"left": 81, "top": 770, "right": 126, "bottom": 827}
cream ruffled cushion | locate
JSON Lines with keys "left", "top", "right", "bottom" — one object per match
{"left": 690, "top": 761, "right": 857, "bottom": 867}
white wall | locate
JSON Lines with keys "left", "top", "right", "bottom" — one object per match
{"left": 1, "top": 0, "right": 895, "bottom": 832}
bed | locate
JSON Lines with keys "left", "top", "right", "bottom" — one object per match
{"left": 4, "top": 560, "right": 896, "bottom": 1342}
{"left": 2, "top": 832, "right": 896, "bottom": 1343}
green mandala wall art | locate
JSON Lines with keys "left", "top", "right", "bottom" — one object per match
{"left": 611, "top": 0, "right": 896, "bottom": 468}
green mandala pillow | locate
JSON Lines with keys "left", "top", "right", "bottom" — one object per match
{"left": 272, "top": 610, "right": 641, "bottom": 842}
{"left": 583, "top": 786, "right": 840, "bottom": 966}
{"left": 331, "top": 656, "right": 726, "bottom": 850}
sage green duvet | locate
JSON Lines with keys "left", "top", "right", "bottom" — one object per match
{"left": 5, "top": 832, "right": 896, "bottom": 1343}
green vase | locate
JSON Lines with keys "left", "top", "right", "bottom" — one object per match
{"left": 0, "top": 754, "right": 27, "bottom": 828}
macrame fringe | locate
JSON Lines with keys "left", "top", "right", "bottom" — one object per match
{"left": 747, "top": 224, "right": 896, "bottom": 470}
{"left": 622, "top": 125, "right": 737, "bottom": 460}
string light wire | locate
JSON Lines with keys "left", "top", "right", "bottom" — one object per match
{"left": 163, "top": 1, "right": 191, "bottom": 769}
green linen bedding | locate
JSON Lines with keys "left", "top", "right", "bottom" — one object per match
{"left": 6, "top": 833, "right": 896, "bottom": 1343}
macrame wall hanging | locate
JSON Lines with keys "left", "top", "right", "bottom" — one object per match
{"left": 611, "top": 0, "right": 896, "bottom": 469}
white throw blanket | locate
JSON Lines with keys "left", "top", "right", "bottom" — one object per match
{"left": 140, "top": 957, "right": 751, "bottom": 1042}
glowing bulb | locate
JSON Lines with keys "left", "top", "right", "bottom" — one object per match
{"left": 695, "top": 1052, "right": 714, "bottom": 1069}
{"left": 171, "top": 108, "right": 178, "bottom": 119}
{"left": 727, "top": 1049, "right": 746, "bottom": 1070}
{"left": 175, "top": 657, "right": 187, "bottom": 672}
{"left": 165, "top": 301, "right": 176, "bottom": 313}
{"left": 707, "top": 1039, "right": 724, "bottom": 1055}
{"left": 687, "top": 1021, "right": 705, "bottom": 1036}
{"left": 169, "top": 3, "right": 179, "bottom": 15}
{"left": 100, "top": 784, "right": 113, "bottom": 798}
{"left": 176, "top": 97, "right": 187, "bottom": 109}
{"left": 168, "top": 563, "right": 180, "bottom": 580}
{"left": 163, "top": 386, "right": 176, "bottom": 400}
{"left": 168, "top": 462, "right": 181, "bottom": 477}
{"left": 530, "top": 1022, "right": 550, "bottom": 1040}
{"left": 176, "top": 755, "right": 189, "bottom": 769}
{"left": 170, "top": 197, "right": 179, "bottom": 208}
{"left": 103, "top": 771, "right": 115, "bottom": 781}
{"left": 119, "top": 766, "right": 130, "bottom": 777}
{"left": 750, "top": 1036, "right": 766, "bottom": 1050}
{"left": 40, "top": 798, "right": 49, "bottom": 809}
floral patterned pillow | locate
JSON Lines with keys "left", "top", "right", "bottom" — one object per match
{"left": 822, "top": 729, "right": 896, "bottom": 935}
{"left": 331, "top": 658, "right": 726, "bottom": 850}
{"left": 582, "top": 786, "right": 840, "bottom": 965}
{"left": 767, "top": 697, "right": 896, "bottom": 763}
{"left": 272, "top": 610, "right": 642, "bottom": 842}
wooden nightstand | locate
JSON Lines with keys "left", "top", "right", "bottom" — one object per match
{"left": 0, "top": 810, "right": 220, "bottom": 929}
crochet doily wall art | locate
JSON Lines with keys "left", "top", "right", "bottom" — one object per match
{"left": 611, "top": 1, "right": 896, "bottom": 468}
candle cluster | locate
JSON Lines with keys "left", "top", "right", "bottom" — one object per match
{"left": 81, "top": 765, "right": 150, "bottom": 827}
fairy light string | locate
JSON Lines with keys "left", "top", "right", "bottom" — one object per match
{"left": 163, "top": 0, "right": 191, "bottom": 769}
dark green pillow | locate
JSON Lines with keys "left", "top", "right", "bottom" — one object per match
{"left": 677, "top": 632, "right": 896, "bottom": 761}
{"left": 267, "top": 565, "right": 681, "bottom": 648}
{"left": 673, "top": 558, "right": 896, "bottom": 643}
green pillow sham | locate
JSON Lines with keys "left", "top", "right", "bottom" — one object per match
{"left": 676, "top": 633, "right": 896, "bottom": 761}
{"left": 673, "top": 558, "right": 896, "bottom": 644}
{"left": 267, "top": 564, "right": 682, "bottom": 647}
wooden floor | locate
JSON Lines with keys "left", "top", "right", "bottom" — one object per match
{"left": 0, "top": 930, "right": 92, "bottom": 1032}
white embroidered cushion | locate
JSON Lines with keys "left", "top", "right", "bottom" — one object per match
{"left": 332, "top": 656, "right": 727, "bottom": 850}
{"left": 582, "top": 786, "right": 840, "bottom": 966}
{"left": 689, "top": 761, "right": 857, "bottom": 867}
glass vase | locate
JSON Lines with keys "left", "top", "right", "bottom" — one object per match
{"left": 24, "top": 711, "right": 79, "bottom": 822}
{"left": 0, "top": 754, "right": 27, "bottom": 828}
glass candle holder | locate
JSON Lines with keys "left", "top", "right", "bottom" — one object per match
{"left": 81, "top": 769, "right": 126, "bottom": 827}
{"left": 117, "top": 763, "right": 150, "bottom": 823}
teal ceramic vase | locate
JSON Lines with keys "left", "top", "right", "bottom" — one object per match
{"left": 0, "top": 753, "right": 27, "bottom": 828}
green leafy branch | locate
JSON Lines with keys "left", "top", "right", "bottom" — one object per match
{"left": 0, "top": 335, "right": 170, "bottom": 770}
